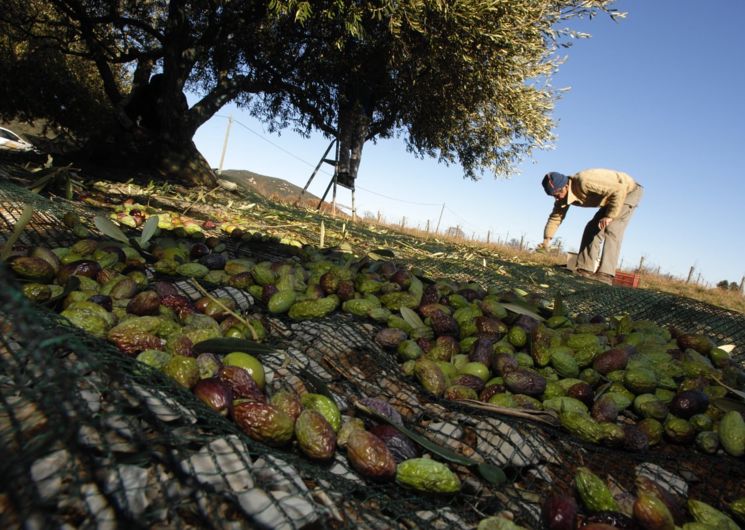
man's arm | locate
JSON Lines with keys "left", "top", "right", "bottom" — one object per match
{"left": 542, "top": 202, "right": 569, "bottom": 246}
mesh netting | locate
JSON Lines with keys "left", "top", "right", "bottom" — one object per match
{"left": 1, "top": 174, "right": 744, "bottom": 529}
{"left": 408, "top": 255, "right": 745, "bottom": 361}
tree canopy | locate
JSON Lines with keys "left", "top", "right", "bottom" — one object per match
{"left": 259, "top": 0, "right": 624, "bottom": 181}
{"left": 0, "top": 0, "right": 623, "bottom": 185}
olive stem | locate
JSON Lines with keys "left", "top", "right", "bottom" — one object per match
{"left": 189, "top": 279, "right": 259, "bottom": 340}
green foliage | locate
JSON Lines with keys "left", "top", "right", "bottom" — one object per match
{"left": 262, "top": 0, "right": 624, "bottom": 179}
{"left": 2, "top": 0, "right": 623, "bottom": 184}
{"left": 0, "top": 0, "right": 117, "bottom": 135}
{"left": 717, "top": 280, "right": 741, "bottom": 291}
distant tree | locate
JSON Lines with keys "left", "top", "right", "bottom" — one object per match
{"left": 507, "top": 238, "right": 525, "bottom": 250}
{"left": 446, "top": 226, "right": 466, "bottom": 239}
{"left": 551, "top": 237, "right": 565, "bottom": 253}
{"left": 717, "top": 280, "right": 734, "bottom": 290}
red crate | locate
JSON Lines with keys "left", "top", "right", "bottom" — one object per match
{"left": 613, "top": 271, "right": 640, "bottom": 287}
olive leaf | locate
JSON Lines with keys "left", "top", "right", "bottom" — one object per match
{"left": 408, "top": 275, "right": 424, "bottom": 303}
{"left": 713, "top": 398, "right": 745, "bottom": 414}
{"left": 712, "top": 376, "right": 745, "bottom": 402}
{"left": 501, "top": 302, "right": 545, "bottom": 322}
{"left": 93, "top": 215, "right": 130, "bottom": 244}
{"left": 138, "top": 215, "right": 159, "bottom": 247}
{"left": 354, "top": 400, "right": 506, "bottom": 486}
{"left": 400, "top": 306, "right": 425, "bottom": 329}
{"left": 368, "top": 248, "right": 397, "bottom": 259}
{"left": 0, "top": 204, "right": 34, "bottom": 262}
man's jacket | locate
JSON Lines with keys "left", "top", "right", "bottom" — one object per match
{"left": 543, "top": 168, "right": 638, "bottom": 240}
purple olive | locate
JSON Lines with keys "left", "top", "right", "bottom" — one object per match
{"left": 193, "top": 378, "right": 233, "bottom": 416}
{"left": 368, "top": 424, "right": 419, "bottom": 463}
{"left": 358, "top": 397, "right": 403, "bottom": 425}
{"left": 541, "top": 492, "right": 578, "bottom": 530}
{"left": 196, "top": 352, "right": 222, "bottom": 379}
{"left": 88, "top": 294, "right": 113, "bottom": 312}
{"left": 218, "top": 365, "right": 265, "bottom": 402}
{"left": 668, "top": 390, "right": 709, "bottom": 419}
{"left": 152, "top": 281, "right": 179, "bottom": 297}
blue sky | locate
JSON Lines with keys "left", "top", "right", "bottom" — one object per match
{"left": 193, "top": 0, "right": 745, "bottom": 286}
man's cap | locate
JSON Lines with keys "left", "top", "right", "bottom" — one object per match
{"left": 542, "top": 172, "right": 568, "bottom": 195}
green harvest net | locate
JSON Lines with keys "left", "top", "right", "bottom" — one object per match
{"left": 0, "top": 173, "right": 744, "bottom": 529}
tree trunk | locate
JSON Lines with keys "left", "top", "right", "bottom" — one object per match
{"left": 82, "top": 126, "right": 217, "bottom": 187}
{"left": 336, "top": 102, "right": 370, "bottom": 184}
{"left": 154, "top": 135, "right": 217, "bottom": 187}
{"left": 82, "top": 72, "right": 217, "bottom": 187}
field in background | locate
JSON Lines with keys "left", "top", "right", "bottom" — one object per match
{"left": 3, "top": 117, "right": 743, "bottom": 315}
{"left": 229, "top": 170, "right": 745, "bottom": 315}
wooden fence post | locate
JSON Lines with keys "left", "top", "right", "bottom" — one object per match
{"left": 686, "top": 266, "right": 695, "bottom": 284}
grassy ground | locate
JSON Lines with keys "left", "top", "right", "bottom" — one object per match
{"left": 210, "top": 169, "right": 745, "bottom": 315}
{"left": 341, "top": 212, "right": 745, "bottom": 315}
{"left": 2, "top": 129, "right": 742, "bottom": 315}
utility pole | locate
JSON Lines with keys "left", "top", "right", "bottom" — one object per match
{"left": 637, "top": 256, "right": 645, "bottom": 273}
{"left": 218, "top": 115, "right": 233, "bottom": 175}
{"left": 435, "top": 203, "right": 445, "bottom": 234}
{"left": 686, "top": 266, "right": 695, "bottom": 284}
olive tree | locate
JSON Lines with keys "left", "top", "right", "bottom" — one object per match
{"left": 1, "top": 0, "right": 622, "bottom": 186}
{"left": 1, "top": 0, "right": 278, "bottom": 185}
{"left": 253, "top": 0, "right": 624, "bottom": 182}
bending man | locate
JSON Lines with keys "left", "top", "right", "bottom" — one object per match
{"left": 540, "top": 168, "right": 643, "bottom": 284}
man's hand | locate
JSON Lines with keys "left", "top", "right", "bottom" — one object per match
{"left": 535, "top": 238, "right": 551, "bottom": 253}
{"left": 598, "top": 217, "right": 613, "bottom": 230}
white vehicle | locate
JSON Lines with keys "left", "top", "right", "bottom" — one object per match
{"left": 0, "top": 126, "right": 37, "bottom": 152}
